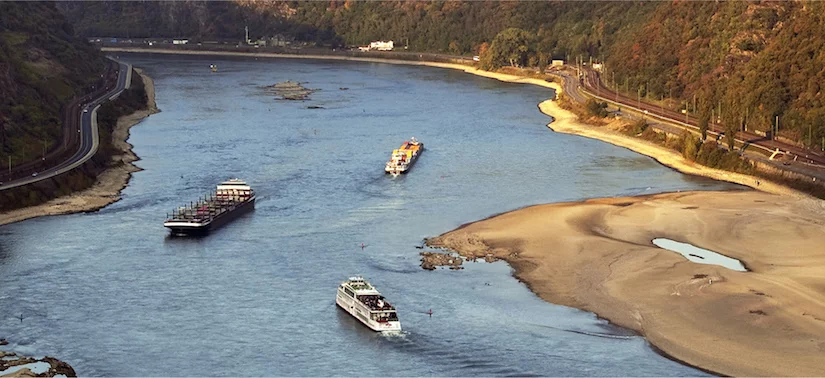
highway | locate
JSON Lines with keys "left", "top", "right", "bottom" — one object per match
{"left": 0, "top": 59, "right": 131, "bottom": 191}
{"left": 576, "top": 67, "right": 825, "bottom": 167}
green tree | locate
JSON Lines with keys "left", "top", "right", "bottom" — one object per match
{"left": 538, "top": 52, "right": 549, "bottom": 74}
{"left": 683, "top": 132, "right": 699, "bottom": 161}
{"left": 697, "top": 106, "right": 710, "bottom": 141}
{"left": 483, "top": 27, "right": 534, "bottom": 69}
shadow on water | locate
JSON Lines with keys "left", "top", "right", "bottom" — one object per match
{"left": 163, "top": 231, "right": 211, "bottom": 244}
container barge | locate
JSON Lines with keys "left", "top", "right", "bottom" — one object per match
{"left": 385, "top": 137, "right": 423, "bottom": 175}
{"left": 164, "top": 179, "right": 255, "bottom": 235}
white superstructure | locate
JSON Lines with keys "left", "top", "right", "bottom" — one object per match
{"left": 215, "top": 178, "right": 253, "bottom": 201}
{"left": 384, "top": 137, "right": 423, "bottom": 175}
{"left": 336, "top": 276, "right": 402, "bottom": 332}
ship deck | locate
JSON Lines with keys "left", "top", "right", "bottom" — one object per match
{"left": 357, "top": 294, "right": 396, "bottom": 311}
{"left": 166, "top": 197, "right": 253, "bottom": 224}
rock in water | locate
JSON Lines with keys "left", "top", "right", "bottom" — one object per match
{"left": 266, "top": 80, "right": 318, "bottom": 100}
{"left": 420, "top": 252, "right": 464, "bottom": 270}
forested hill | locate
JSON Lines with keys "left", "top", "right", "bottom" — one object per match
{"left": 0, "top": 2, "right": 105, "bottom": 165}
{"left": 58, "top": 1, "right": 825, "bottom": 148}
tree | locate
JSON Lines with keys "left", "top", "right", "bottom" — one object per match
{"left": 538, "top": 52, "right": 549, "bottom": 74}
{"left": 476, "top": 42, "right": 490, "bottom": 56}
{"left": 723, "top": 111, "right": 738, "bottom": 151}
{"left": 586, "top": 99, "right": 608, "bottom": 118}
{"left": 683, "top": 132, "right": 699, "bottom": 161}
{"left": 697, "top": 105, "right": 710, "bottom": 141}
{"left": 483, "top": 27, "right": 534, "bottom": 70}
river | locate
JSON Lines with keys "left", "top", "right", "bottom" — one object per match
{"left": 0, "top": 54, "right": 741, "bottom": 376}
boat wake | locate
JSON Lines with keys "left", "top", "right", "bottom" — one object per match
{"left": 379, "top": 331, "right": 540, "bottom": 376}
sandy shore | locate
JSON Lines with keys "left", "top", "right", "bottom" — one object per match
{"left": 428, "top": 190, "right": 825, "bottom": 376}
{"left": 103, "top": 47, "right": 812, "bottom": 198}
{"left": 0, "top": 69, "right": 158, "bottom": 227}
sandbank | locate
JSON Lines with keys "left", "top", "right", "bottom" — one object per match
{"left": 0, "top": 69, "right": 158, "bottom": 226}
{"left": 428, "top": 190, "right": 825, "bottom": 376}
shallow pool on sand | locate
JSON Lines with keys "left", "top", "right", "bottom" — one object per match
{"left": 652, "top": 238, "right": 747, "bottom": 272}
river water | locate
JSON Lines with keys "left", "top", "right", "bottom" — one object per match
{"left": 0, "top": 54, "right": 740, "bottom": 376}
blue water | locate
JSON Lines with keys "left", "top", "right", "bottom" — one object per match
{"left": 0, "top": 54, "right": 740, "bottom": 376}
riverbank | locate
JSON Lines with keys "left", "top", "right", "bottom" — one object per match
{"left": 103, "top": 47, "right": 815, "bottom": 197}
{"left": 428, "top": 190, "right": 825, "bottom": 376}
{"left": 0, "top": 69, "right": 158, "bottom": 227}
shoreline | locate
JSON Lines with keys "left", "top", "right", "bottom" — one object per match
{"left": 427, "top": 190, "right": 825, "bottom": 376}
{"left": 103, "top": 47, "right": 812, "bottom": 198}
{"left": 0, "top": 69, "right": 158, "bottom": 227}
{"left": 10, "top": 48, "right": 822, "bottom": 375}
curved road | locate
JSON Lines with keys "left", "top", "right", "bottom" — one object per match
{"left": 0, "top": 60, "right": 131, "bottom": 191}
{"left": 576, "top": 68, "right": 825, "bottom": 167}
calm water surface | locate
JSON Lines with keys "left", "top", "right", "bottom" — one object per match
{"left": 0, "top": 54, "right": 740, "bottom": 376}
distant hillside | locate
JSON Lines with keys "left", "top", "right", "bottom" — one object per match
{"left": 55, "top": 1, "right": 341, "bottom": 46}
{"left": 58, "top": 1, "right": 825, "bottom": 149}
{"left": 0, "top": 2, "right": 105, "bottom": 165}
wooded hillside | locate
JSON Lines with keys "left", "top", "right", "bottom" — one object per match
{"left": 57, "top": 1, "right": 825, "bottom": 149}
{"left": 0, "top": 2, "right": 105, "bottom": 165}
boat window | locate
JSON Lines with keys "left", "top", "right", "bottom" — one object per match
{"left": 344, "top": 288, "right": 355, "bottom": 297}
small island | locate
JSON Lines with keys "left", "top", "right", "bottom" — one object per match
{"left": 266, "top": 81, "right": 318, "bottom": 100}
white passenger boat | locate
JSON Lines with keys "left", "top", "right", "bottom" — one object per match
{"left": 336, "top": 276, "right": 402, "bottom": 332}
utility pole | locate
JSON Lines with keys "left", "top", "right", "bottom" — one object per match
{"left": 776, "top": 115, "right": 780, "bottom": 139}
{"left": 693, "top": 93, "right": 696, "bottom": 114}
{"left": 637, "top": 87, "right": 641, "bottom": 110}
{"left": 661, "top": 95, "right": 664, "bottom": 115}
{"left": 685, "top": 103, "right": 689, "bottom": 124}
{"left": 42, "top": 139, "right": 46, "bottom": 161}
{"left": 8, "top": 156, "right": 10, "bottom": 175}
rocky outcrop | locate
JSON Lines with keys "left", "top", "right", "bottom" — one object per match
{"left": 0, "top": 340, "right": 76, "bottom": 377}
{"left": 420, "top": 251, "right": 464, "bottom": 270}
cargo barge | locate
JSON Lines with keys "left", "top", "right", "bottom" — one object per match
{"left": 385, "top": 137, "right": 423, "bottom": 175}
{"left": 164, "top": 179, "right": 255, "bottom": 235}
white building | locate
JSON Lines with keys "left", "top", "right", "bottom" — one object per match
{"left": 551, "top": 59, "right": 565, "bottom": 67}
{"left": 592, "top": 63, "right": 603, "bottom": 72}
{"left": 369, "top": 40, "right": 394, "bottom": 51}
{"left": 173, "top": 39, "right": 189, "bottom": 45}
